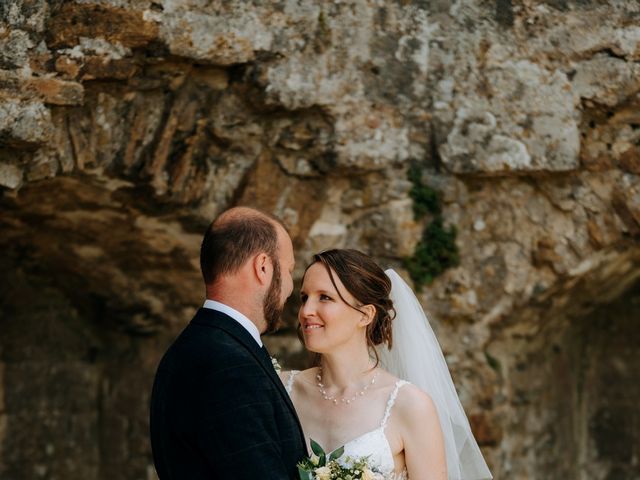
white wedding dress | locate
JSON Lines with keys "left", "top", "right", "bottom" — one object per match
{"left": 286, "top": 372, "right": 409, "bottom": 480}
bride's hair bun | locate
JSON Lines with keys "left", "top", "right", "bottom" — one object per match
{"left": 306, "top": 249, "right": 396, "bottom": 364}
{"left": 370, "top": 294, "right": 395, "bottom": 347}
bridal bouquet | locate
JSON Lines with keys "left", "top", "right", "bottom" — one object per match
{"left": 297, "top": 439, "right": 384, "bottom": 480}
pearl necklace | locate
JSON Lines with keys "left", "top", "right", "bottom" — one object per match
{"left": 316, "top": 366, "right": 379, "bottom": 406}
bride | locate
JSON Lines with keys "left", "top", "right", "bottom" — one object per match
{"left": 280, "top": 249, "right": 492, "bottom": 480}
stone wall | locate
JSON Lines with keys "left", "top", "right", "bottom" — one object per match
{"left": 1, "top": 1, "right": 640, "bottom": 479}
{"left": 486, "top": 256, "right": 640, "bottom": 479}
{"left": 0, "top": 249, "right": 165, "bottom": 479}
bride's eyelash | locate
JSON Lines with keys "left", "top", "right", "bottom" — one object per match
{"left": 300, "top": 293, "right": 332, "bottom": 302}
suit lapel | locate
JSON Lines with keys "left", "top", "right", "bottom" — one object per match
{"left": 191, "top": 308, "right": 305, "bottom": 440}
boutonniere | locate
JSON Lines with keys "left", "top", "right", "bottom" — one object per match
{"left": 270, "top": 356, "right": 282, "bottom": 374}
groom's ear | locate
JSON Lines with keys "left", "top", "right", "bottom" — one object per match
{"left": 253, "top": 252, "right": 272, "bottom": 286}
{"left": 359, "top": 304, "right": 376, "bottom": 327}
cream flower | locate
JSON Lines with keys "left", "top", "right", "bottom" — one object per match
{"left": 314, "top": 466, "right": 331, "bottom": 480}
{"left": 310, "top": 452, "right": 320, "bottom": 466}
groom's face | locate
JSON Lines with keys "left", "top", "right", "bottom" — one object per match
{"left": 262, "top": 227, "right": 294, "bottom": 333}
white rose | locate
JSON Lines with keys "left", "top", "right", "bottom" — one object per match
{"left": 310, "top": 453, "right": 320, "bottom": 466}
{"left": 362, "top": 468, "right": 375, "bottom": 480}
{"left": 314, "top": 466, "right": 331, "bottom": 480}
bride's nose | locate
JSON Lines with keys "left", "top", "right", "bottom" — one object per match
{"left": 298, "top": 299, "right": 316, "bottom": 319}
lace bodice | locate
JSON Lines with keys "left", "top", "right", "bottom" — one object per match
{"left": 286, "top": 371, "right": 409, "bottom": 480}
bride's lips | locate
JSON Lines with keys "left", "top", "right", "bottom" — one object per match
{"left": 302, "top": 322, "right": 324, "bottom": 332}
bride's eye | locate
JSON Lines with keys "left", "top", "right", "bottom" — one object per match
{"left": 300, "top": 294, "right": 308, "bottom": 303}
{"left": 320, "top": 294, "right": 332, "bottom": 301}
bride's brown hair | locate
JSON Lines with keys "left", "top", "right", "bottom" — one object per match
{"left": 303, "top": 249, "right": 396, "bottom": 367}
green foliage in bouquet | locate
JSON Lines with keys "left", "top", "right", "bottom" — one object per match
{"left": 297, "top": 439, "right": 383, "bottom": 480}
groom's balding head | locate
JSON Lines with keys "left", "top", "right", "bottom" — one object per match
{"left": 200, "top": 206, "right": 286, "bottom": 286}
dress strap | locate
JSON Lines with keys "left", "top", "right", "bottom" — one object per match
{"left": 381, "top": 380, "right": 409, "bottom": 429}
{"left": 285, "top": 370, "right": 300, "bottom": 394}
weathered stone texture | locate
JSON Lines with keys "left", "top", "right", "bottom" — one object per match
{"left": 46, "top": 2, "right": 159, "bottom": 50}
{"left": 0, "top": 98, "right": 52, "bottom": 146}
{"left": 486, "top": 273, "right": 640, "bottom": 479}
{"left": 1, "top": 1, "right": 640, "bottom": 479}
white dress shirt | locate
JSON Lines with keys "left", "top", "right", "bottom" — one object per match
{"left": 202, "top": 299, "right": 263, "bottom": 347}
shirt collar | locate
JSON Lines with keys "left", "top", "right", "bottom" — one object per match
{"left": 202, "top": 299, "right": 263, "bottom": 347}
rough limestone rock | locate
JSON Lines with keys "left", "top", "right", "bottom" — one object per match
{"left": 1, "top": 1, "right": 640, "bottom": 479}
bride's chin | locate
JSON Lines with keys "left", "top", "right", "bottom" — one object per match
{"left": 303, "top": 340, "right": 326, "bottom": 355}
{"left": 303, "top": 340, "right": 320, "bottom": 352}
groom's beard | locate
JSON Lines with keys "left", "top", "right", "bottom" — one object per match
{"left": 263, "top": 260, "right": 283, "bottom": 334}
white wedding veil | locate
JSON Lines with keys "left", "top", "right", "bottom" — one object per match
{"left": 376, "top": 269, "right": 492, "bottom": 480}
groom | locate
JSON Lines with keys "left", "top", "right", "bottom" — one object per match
{"left": 150, "top": 207, "right": 306, "bottom": 479}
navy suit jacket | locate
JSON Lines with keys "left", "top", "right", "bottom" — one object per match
{"left": 150, "top": 308, "right": 306, "bottom": 479}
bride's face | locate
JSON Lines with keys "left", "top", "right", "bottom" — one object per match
{"left": 298, "top": 262, "right": 367, "bottom": 353}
